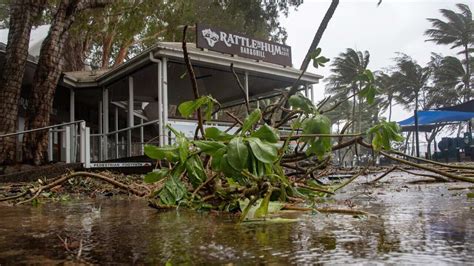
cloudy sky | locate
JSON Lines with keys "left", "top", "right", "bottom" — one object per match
{"left": 281, "top": 0, "right": 472, "bottom": 123}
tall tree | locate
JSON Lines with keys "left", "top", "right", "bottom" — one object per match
{"left": 0, "top": 0, "right": 45, "bottom": 165}
{"left": 22, "top": 0, "right": 110, "bottom": 165}
{"left": 375, "top": 71, "right": 397, "bottom": 122}
{"left": 429, "top": 52, "right": 470, "bottom": 103}
{"left": 425, "top": 3, "right": 473, "bottom": 95}
{"left": 71, "top": 0, "right": 302, "bottom": 69}
{"left": 325, "top": 48, "right": 370, "bottom": 132}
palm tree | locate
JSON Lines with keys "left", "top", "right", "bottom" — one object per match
{"left": 392, "top": 54, "right": 431, "bottom": 157}
{"left": 392, "top": 54, "right": 431, "bottom": 112}
{"left": 425, "top": 3, "right": 473, "bottom": 94}
{"left": 375, "top": 71, "right": 397, "bottom": 122}
{"left": 325, "top": 48, "right": 370, "bottom": 132}
{"left": 429, "top": 52, "right": 470, "bottom": 103}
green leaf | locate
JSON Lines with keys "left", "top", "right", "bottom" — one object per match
{"left": 368, "top": 121, "right": 404, "bottom": 151}
{"left": 144, "top": 144, "right": 179, "bottom": 162}
{"left": 288, "top": 94, "right": 315, "bottom": 114}
{"left": 301, "top": 114, "right": 332, "bottom": 158}
{"left": 255, "top": 190, "right": 272, "bottom": 218}
{"left": 247, "top": 137, "right": 278, "bottom": 164}
{"left": 310, "top": 47, "right": 321, "bottom": 58}
{"left": 220, "top": 154, "right": 242, "bottom": 178}
{"left": 159, "top": 174, "right": 187, "bottom": 205}
{"left": 251, "top": 124, "right": 280, "bottom": 143}
{"left": 178, "top": 97, "right": 208, "bottom": 118}
{"left": 205, "top": 127, "right": 234, "bottom": 141}
{"left": 227, "top": 137, "right": 249, "bottom": 171}
{"left": 185, "top": 155, "right": 206, "bottom": 187}
{"left": 241, "top": 109, "right": 262, "bottom": 134}
{"left": 211, "top": 147, "right": 227, "bottom": 172}
{"left": 176, "top": 136, "right": 189, "bottom": 163}
{"left": 144, "top": 168, "right": 169, "bottom": 183}
{"left": 194, "top": 140, "right": 226, "bottom": 155}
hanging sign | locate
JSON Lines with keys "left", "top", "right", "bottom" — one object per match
{"left": 196, "top": 24, "right": 292, "bottom": 67}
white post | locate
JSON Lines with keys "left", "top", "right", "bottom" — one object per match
{"left": 115, "top": 107, "right": 119, "bottom": 159}
{"left": 157, "top": 61, "right": 163, "bottom": 146}
{"left": 69, "top": 88, "right": 76, "bottom": 162}
{"left": 98, "top": 101, "right": 102, "bottom": 161}
{"left": 65, "top": 126, "right": 71, "bottom": 163}
{"left": 102, "top": 87, "right": 109, "bottom": 160}
{"left": 79, "top": 121, "right": 86, "bottom": 164}
{"left": 128, "top": 76, "right": 134, "bottom": 156}
{"left": 162, "top": 57, "right": 169, "bottom": 145}
{"left": 304, "top": 84, "right": 309, "bottom": 98}
{"left": 140, "top": 118, "right": 144, "bottom": 155}
{"left": 310, "top": 84, "right": 314, "bottom": 102}
{"left": 84, "top": 127, "right": 91, "bottom": 168}
{"left": 48, "top": 128, "right": 53, "bottom": 162}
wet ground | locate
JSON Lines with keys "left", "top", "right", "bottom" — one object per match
{"left": 0, "top": 171, "right": 473, "bottom": 264}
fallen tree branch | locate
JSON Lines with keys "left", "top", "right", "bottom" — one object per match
{"left": 368, "top": 166, "right": 397, "bottom": 184}
{"left": 390, "top": 150, "right": 474, "bottom": 171}
{"left": 2, "top": 171, "right": 148, "bottom": 204}
{"left": 357, "top": 140, "right": 474, "bottom": 183}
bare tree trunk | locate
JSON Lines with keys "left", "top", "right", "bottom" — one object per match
{"left": 22, "top": 0, "right": 110, "bottom": 165}
{"left": 112, "top": 38, "right": 132, "bottom": 68}
{"left": 101, "top": 32, "right": 114, "bottom": 69}
{"left": 464, "top": 44, "right": 470, "bottom": 98}
{"left": 388, "top": 97, "right": 392, "bottom": 122}
{"left": 0, "top": 0, "right": 45, "bottom": 165}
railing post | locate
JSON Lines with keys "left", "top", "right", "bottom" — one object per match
{"left": 48, "top": 128, "right": 53, "bottom": 162}
{"left": 79, "top": 121, "right": 86, "bottom": 164}
{"left": 84, "top": 127, "right": 91, "bottom": 168}
{"left": 127, "top": 76, "right": 134, "bottom": 156}
{"left": 65, "top": 126, "right": 71, "bottom": 163}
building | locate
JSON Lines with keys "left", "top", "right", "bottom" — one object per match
{"left": 0, "top": 27, "right": 322, "bottom": 168}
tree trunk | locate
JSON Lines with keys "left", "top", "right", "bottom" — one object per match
{"left": 22, "top": 0, "right": 110, "bottom": 165}
{"left": 112, "top": 38, "right": 132, "bottom": 68}
{"left": 388, "top": 96, "right": 392, "bottom": 122}
{"left": 0, "top": 0, "right": 45, "bottom": 165}
{"left": 464, "top": 44, "right": 471, "bottom": 99}
{"left": 62, "top": 33, "right": 87, "bottom": 72}
{"left": 101, "top": 32, "right": 114, "bottom": 69}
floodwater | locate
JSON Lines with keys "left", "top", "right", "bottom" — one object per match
{"left": 0, "top": 172, "right": 473, "bottom": 264}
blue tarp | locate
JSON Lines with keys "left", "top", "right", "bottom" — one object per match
{"left": 398, "top": 110, "right": 474, "bottom": 126}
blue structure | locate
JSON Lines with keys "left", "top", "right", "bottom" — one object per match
{"left": 399, "top": 110, "right": 474, "bottom": 127}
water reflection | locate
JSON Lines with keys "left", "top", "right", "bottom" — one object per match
{"left": 0, "top": 175, "right": 473, "bottom": 264}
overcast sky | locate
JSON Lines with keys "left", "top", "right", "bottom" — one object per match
{"left": 281, "top": 0, "right": 472, "bottom": 123}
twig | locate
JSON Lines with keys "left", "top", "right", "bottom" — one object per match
{"left": 191, "top": 173, "right": 218, "bottom": 200}
{"left": 368, "top": 166, "right": 398, "bottom": 184}
{"left": 225, "top": 111, "right": 244, "bottom": 126}
{"left": 280, "top": 133, "right": 363, "bottom": 140}
{"left": 182, "top": 25, "right": 205, "bottom": 139}
{"left": 294, "top": 183, "right": 335, "bottom": 195}
{"left": 230, "top": 63, "right": 250, "bottom": 114}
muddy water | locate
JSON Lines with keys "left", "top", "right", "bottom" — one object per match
{"left": 0, "top": 173, "right": 473, "bottom": 264}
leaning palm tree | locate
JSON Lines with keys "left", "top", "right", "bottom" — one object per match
{"left": 425, "top": 3, "right": 473, "bottom": 92}
{"left": 392, "top": 54, "right": 430, "bottom": 157}
{"left": 429, "top": 52, "right": 470, "bottom": 102}
{"left": 325, "top": 48, "right": 370, "bottom": 132}
{"left": 375, "top": 71, "right": 398, "bottom": 121}
{"left": 392, "top": 54, "right": 431, "bottom": 112}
